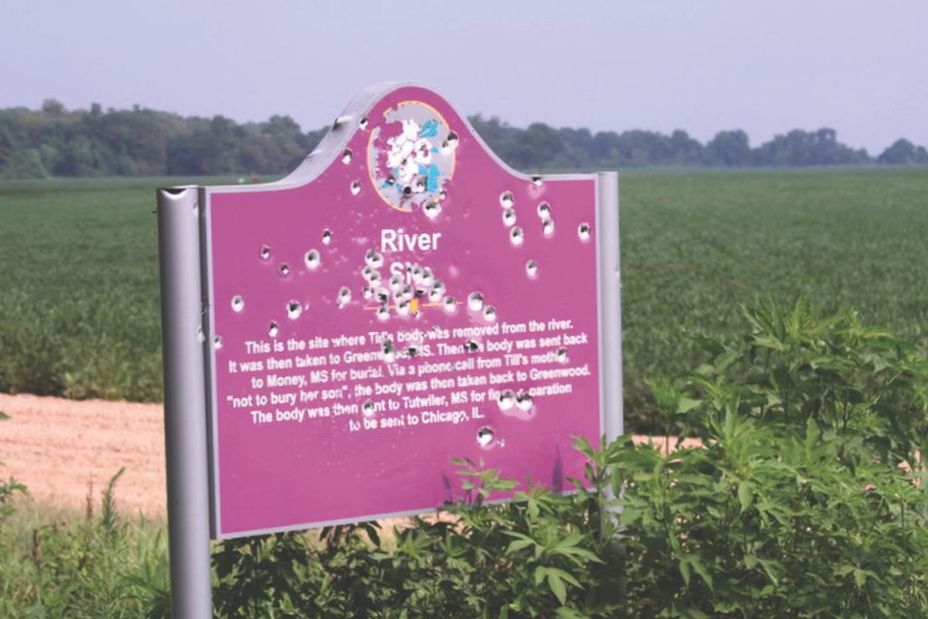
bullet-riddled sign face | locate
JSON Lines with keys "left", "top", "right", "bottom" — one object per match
{"left": 202, "top": 83, "right": 617, "bottom": 538}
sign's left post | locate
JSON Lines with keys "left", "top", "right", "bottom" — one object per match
{"left": 156, "top": 187, "right": 213, "bottom": 618}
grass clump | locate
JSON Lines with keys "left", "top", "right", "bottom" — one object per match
{"left": 0, "top": 470, "right": 170, "bottom": 618}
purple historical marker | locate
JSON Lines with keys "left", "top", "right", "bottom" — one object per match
{"left": 197, "top": 83, "right": 621, "bottom": 538}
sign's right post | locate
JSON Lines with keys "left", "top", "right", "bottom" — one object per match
{"left": 597, "top": 171, "right": 623, "bottom": 447}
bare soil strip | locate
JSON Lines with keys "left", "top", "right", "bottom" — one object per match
{"left": 0, "top": 393, "right": 165, "bottom": 517}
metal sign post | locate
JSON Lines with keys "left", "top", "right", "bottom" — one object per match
{"left": 157, "top": 187, "right": 213, "bottom": 617}
{"left": 597, "top": 171, "right": 622, "bottom": 446}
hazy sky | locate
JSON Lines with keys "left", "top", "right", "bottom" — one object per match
{"left": 2, "top": 1, "right": 925, "bottom": 153}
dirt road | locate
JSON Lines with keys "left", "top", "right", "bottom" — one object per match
{"left": 0, "top": 393, "right": 166, "bottom": 516}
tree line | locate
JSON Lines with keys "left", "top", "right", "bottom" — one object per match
{"left": 1, "top": 99, "right": 926, "bottom": 179}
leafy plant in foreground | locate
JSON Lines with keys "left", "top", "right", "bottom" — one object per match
{"left": 617, "top": 415, "right": 928, "bottom": 617}
{"left": 619, "top": 298, "right": 928, "bottom": 617}
{"left": 212, "top": 455, "right": 623, "bottom": 618}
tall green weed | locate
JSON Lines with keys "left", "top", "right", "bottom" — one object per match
{"left": 0, "top": 470, "right": 169, "bottom": 618}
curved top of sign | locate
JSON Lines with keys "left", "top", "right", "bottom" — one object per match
{"left": 250, "top": 82, "right": 593, "bottom": 197}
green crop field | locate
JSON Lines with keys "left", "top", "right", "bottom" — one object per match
{"left": 0, "top": 176, "right": 229, "bottom": 402}
{"left": 620, "top": 167, "right": 928, "bottom": 427}
{"left": 1, "top": 168, "right": 925, "bottom": 430}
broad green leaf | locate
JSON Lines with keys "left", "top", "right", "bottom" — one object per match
{"left": 552, "top": 545, "right": 603, "bottom": 564}
{"left": 547, "top": 572, "right": 567, "bottom": 605}
{"left": 678, "top": 398, "right": 701, "bottom": 413}
{"left": 853, "top": 568, "right": 867, "bottom": 589}
{"left": 534, "top": 566, "right": 546, "bottom": 586}
{"left": 738, "top": 481, "right": 753, "bottom": 512}
{"left": 679, "top": 557, "right": 691, "bottom": 587}
{"left": 690, "top": 556, "right": 714, "bottom": 590}
{"left": 547, "top": 567, "right": 581, "bottom": 588}
{"left": 505, "top": 538, "right": 535, "bottom": 554}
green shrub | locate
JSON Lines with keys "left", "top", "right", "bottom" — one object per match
{"left": 213, "top": 454, "right": 623, "bottom": 618}
{"left": 619, "top": 298, "right": 928, "bottom": 616}
{"left": 618, "top": 417, "right": 928, "bottom": 617}
{"left": 679, "top": 297, "right": 928, "bottom": 469}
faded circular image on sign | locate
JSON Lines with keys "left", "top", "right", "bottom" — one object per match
{"left": 367, "top": 101, "right": 457, "bottom": 212}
